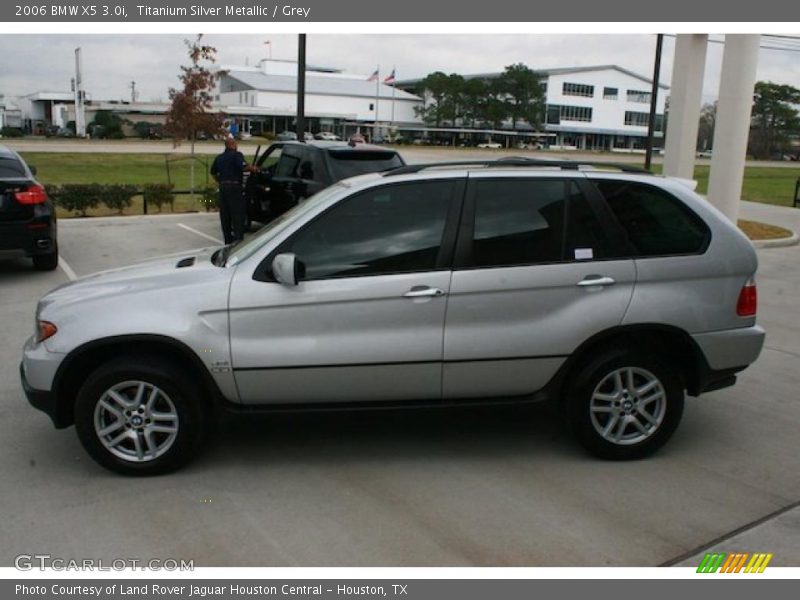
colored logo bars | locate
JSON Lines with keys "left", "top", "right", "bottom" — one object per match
{"left": 697, "top": 552, "right": 773, "bottom": 573}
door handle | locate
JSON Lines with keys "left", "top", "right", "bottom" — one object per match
{"left": 403, "top": 286, "right": 445, "bottom": 298}
{"left": 577, "top": 275, "right": 616, "bottom": 287}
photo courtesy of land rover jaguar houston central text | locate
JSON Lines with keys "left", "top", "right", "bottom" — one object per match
{"left": 21, "top": 158, "right": 765, "bottom": 475}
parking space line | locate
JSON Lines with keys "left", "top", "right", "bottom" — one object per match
{"left": 58, "top": 256, "right": 77, "bottom": 281}
{"left": 177, "top": 223, "right": 223, "bottom": 245}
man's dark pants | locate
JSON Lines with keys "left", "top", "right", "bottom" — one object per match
{"left": 218, "top": 183, "right": 245, "bottom": 244}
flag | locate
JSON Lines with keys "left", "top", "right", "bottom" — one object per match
{"left": 383, "top": 69, "right": 396, "bottom": 85}
{"left": 367, "top": 69, "right": 379, "bottom": 82}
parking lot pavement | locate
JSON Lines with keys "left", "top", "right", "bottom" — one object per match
{"left": 1, "top": 209, "right": 799, "bottom": 567}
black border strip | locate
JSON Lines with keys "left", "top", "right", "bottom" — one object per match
{"left": 232, "top": 354, "right": 569, "bottom": 372}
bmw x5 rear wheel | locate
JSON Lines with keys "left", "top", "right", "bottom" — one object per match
{"left": 567, "top": 349, "right": 684, "bottom": 460}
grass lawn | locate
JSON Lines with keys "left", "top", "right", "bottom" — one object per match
{"left": 19, "top": 151, "right": 800, "bottom": 217}
{"left": 20, "top": 152, "right": 218, "bottom": 217}
{"left": 648, "top": 164, "right": 800, "bottom": 207}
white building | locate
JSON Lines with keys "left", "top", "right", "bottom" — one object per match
{"left": 541, "top": 65, "right": 668, "bottom": 151}
{"left": 0, "top": 95, "right": 22, "bottom": 130}
{"left": 397, "top": 64, "right": 668, "bottom": 150}
{"left": 214, "top": 59, "right": 423, "bottom": 137}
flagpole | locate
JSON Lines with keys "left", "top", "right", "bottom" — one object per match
{"left": 375, "top": 64, "right": 380, "bottom": 140}
{"left": 390, "top": 66, "right": 396, "bottom": 126}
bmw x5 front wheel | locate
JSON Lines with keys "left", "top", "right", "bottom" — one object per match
{"left": 74, "top": 356, "right": 207, "bottom": 475}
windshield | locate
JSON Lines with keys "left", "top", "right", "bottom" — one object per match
{"left": 223, "top": 182, "right": 350, "bottom": 267}
{"left": 328, "top": 150, "right": 403, "bottom": 180}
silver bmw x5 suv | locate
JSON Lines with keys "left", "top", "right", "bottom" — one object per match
{"left": 21, "top": 159, "right": 765, "bottom": 475}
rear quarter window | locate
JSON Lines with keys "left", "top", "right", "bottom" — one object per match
{"left": 0, "top": 157, "right": 26, "bottom": 178}
{"left": 327, "top": 150, "right": 404, "bottom": 180}
{"left": 592, "top": 180, "right": 710, "bottom": 257}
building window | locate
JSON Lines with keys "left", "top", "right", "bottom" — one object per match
{"left": 624, "top": 111, "right": 650, "bottom": 127}
{"left": 627, "top": 90, "right": 651, "bottom": 103}
{"left": 560, "top": 105, "right": 593, "bottom": 122}
{"left": 603, "top": 87, "right": 618, "bottom": 100}
{"left": 562, "top": 82, "right": 595, "bottom": 98}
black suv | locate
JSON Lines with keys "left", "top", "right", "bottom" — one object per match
{"left": 244, "top": 141, "right": 405, "bottom": 228}
{"left": 0, "top": 145, "right": 58, "bottom": 271}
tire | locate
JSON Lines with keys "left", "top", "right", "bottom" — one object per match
{"left": 32, "top": 245, "right": 58, "bottom": 271}
{"left": 566, "top": 347, "right": 684, "bottom": 460}
{"left": 74, "top": 356, "right": 208, "bottom": 475}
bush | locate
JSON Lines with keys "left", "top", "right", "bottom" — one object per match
{"left": 1, "top": 127, "right": 24, "bottom": 138}
{"left": 143, "top": 183, "right": 175, "bottom": 212}
{"left": 47, "top": 184, "right": 103, "bottom": 217}
{"left": 102, "top": 185, "right": 138, "bottom": 214}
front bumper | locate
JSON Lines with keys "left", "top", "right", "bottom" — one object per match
{"left": 20, "top": 361, "right": 69, "bottom": 428}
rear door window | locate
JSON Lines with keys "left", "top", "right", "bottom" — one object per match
{"left": 463, "top": 178, "right": 611, "bottom": 268}
{"left": 327, "top": 150, "right": 404, "bottom": 180}
{"left": 592, "top": 180, "right": 710, "bottom": 256}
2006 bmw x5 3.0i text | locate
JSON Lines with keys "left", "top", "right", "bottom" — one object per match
{"left": 21, "top": 159, "right": 765, "bottom": 475}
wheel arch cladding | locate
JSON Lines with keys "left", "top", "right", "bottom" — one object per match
{"left": 52, "top": 335, "right": 221, "bottom": 428}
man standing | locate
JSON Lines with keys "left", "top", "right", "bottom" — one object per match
{"left": 210, "top": 137, "right": 255, "bottom": 244}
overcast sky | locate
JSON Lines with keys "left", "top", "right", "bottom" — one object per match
{"left": 1, "top": 34, "right": 799, "bottom": 104}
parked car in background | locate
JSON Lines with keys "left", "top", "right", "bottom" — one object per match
{"left": 315, "top": 131, "right": 340, "bottom": 141}
{"left": 0, "top": 145, "right": 58, "bottom": 271}
{"left": 243, "top": 140, "right": 405, "bottom": 228}
{"left": 22, "top": 158, "right": 765, "bottom": 474}
{"left": 478, "top": 140, "right": 503, "bottom": 149}
{"left": 276, "top": 131, "right": 298, "bottom": 141}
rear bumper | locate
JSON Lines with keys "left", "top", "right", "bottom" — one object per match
{"left": 689, "top": 325, "right": 766, "bottom": 395}
{"left": 691, "top": 325, "right": 766, "bottom": 371}
{"left": 0, "top": 221, "right": 56, "bottom": 256}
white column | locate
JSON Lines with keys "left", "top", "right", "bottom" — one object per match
{"left": 663, "top": 34, "right": 708, "bottom": 180}
{"left": 707, "top": 35, "right": 760, "bottom": 223}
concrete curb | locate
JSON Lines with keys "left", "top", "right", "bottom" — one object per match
{"left": 751, "top": 231, "right": 799, "bottom": 249}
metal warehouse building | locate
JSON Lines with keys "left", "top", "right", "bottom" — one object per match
{"left": 214, "top": 59, "right": 423, "bottom": 137}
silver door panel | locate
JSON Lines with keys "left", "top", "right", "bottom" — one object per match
{"left": 442, "top": 357, "right": 565, "bottom": 398}
{"left": 234, "top": 363, "right": 441, "bottom": 404}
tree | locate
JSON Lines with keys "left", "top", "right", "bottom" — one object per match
{"left": 749, "top": 81, "right": 800, "bottom": 159}
{"left": 165, "top": 35, "right": 225, "bottom": 202}
{"left": 496, "top": 63, "right": 545, "bottom": 130}
{"left": 414, "top": 71, "right": 453, "bottom": 126}
{"left": 461, "top": 78, "right": 487, "bottom": 128}
{"left": 89, "top": 110, "right": 125, "bottom": 139}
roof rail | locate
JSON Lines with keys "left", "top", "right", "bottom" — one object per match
{"left": 384, "top": 156, "right": 652, "bottom": 177}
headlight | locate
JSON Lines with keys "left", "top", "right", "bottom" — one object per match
{"left": 36, "top": 321, "right": 58, "bottom": 343}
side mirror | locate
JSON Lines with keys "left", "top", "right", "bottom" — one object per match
{"left": 272, "top": 253, "right": 300, "bottom": 286}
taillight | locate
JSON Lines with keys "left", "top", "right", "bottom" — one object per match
{"left": 736, "top": 278, "right": 757, "bottom": 317}
{"left": 14, "top": 184, "right": 48, "bottom": 205}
